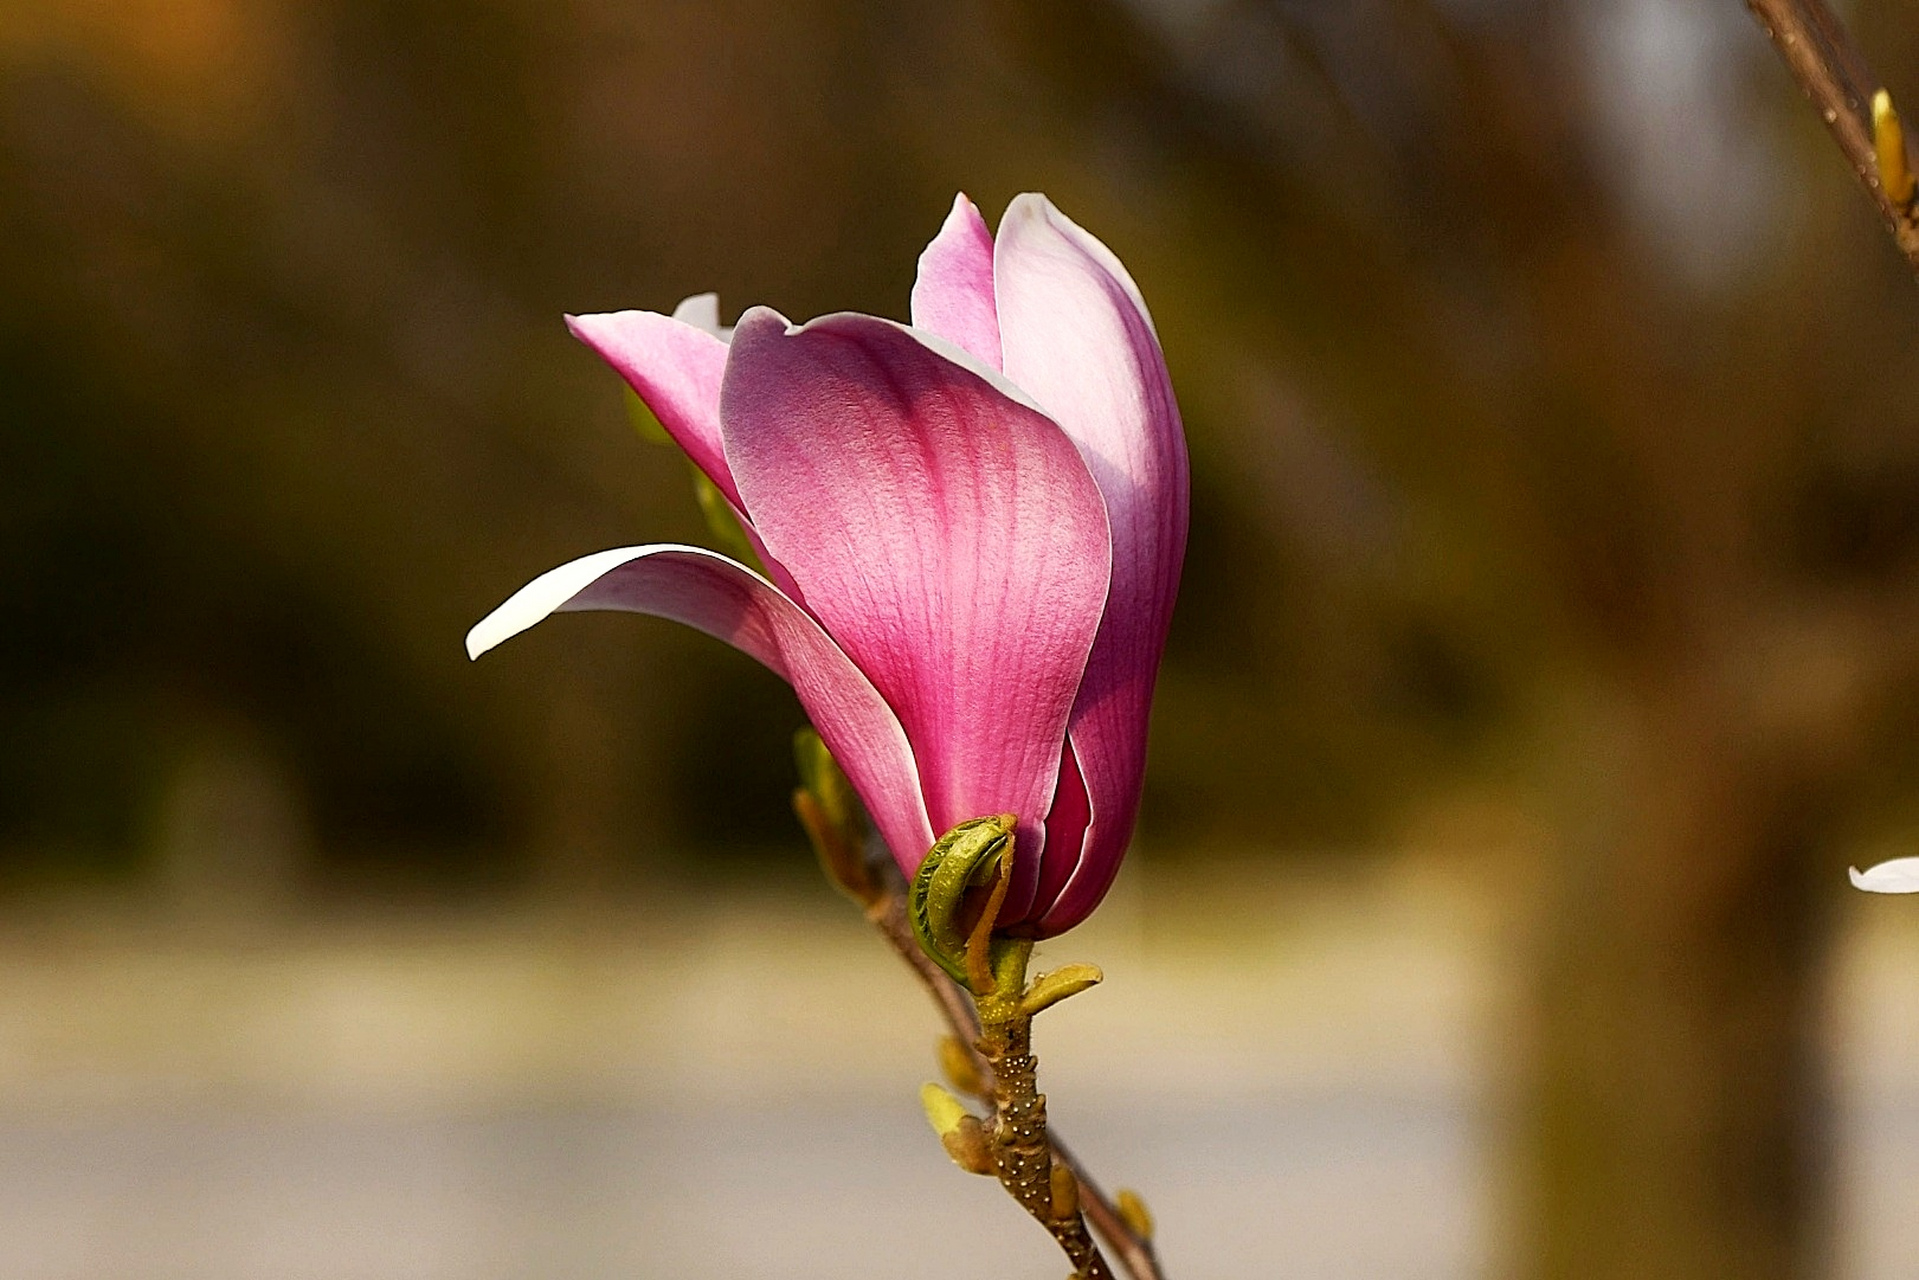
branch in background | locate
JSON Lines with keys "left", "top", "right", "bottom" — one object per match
{"left": 1744, "top": 0, "right": 1919, "bottom": 273}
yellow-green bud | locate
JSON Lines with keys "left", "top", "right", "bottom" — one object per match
{"left": 919, "top": 1081, "right": 968, "bottom": 1136}
{"left": 1116, "top": 1188, "right": 1155, "bottom": 1241}
{"left": 1876, "top": 90, "right": 1916, "bottom": 208}
{"left": 938, "top": 1033, "right": 985, "bottom": 1096}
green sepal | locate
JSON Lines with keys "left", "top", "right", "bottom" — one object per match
{"left": 623, "top": 386, "right": 762, "bottom": 572}
{"left": 623, "top": 386, "right": 672, "bottom": 446}
{"left": 793, "top": 728, "right": 859, "bottom": 837}
{"left": 793, "top": 728, "right": 875, "bottom": 904}
{"left": 688, "top": 462, "right": 762, "bottom": 570}
{"left": 909, "top": 815, "right": 1016, "bottom": 984}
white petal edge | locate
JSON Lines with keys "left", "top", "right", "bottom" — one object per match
{"left": 465, "top": 545, "right": 718, "bottom": 660}
{"left": 1850, "top": 857, "right": 1919, "bottom": 893}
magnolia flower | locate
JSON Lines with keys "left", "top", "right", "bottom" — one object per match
{"left": 467, "top": 193, "right": 1187, "bottom": 937}
{"left": 1850, "top": 858, "right": 1919, "bottom": 893}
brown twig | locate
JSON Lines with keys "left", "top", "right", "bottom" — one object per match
{"left": 865, "top": 891, "right": 1167, "bottom": 1280}
{"left": 1744, "top": 0, "right": 1919, "bottom": 272}
{"left": 1050, "top": 1129, "right": 1162, "bottom": 1280}
{"left": 867, "top": 891, "right": 984, "bottom": 1043}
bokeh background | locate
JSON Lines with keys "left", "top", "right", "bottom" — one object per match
{"left": 4, "top": 1, "right": 1919, "bottom": 1277}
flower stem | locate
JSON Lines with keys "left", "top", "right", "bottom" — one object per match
{"left": 798, "top": 732, "right": 1162, "bottom": 1279}
{"left": 865, "top": 891, "right": 1164, "bottom": 1280}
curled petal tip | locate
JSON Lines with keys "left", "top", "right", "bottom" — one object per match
{"left": 465, "top": 594, "right": 536, "bottom": 660}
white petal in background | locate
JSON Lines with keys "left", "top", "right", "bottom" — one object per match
{"left": 1850, "top": 858, "right": 1919, "bottom": 894}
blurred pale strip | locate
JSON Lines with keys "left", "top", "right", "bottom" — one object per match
{"left": 0, "top": 858, "right": 1494, "bottom": 1108}
{"left": 0, "top": 860, "right": 1912, "bottom": 1278}
{"left": 0, "top": 857, "right": 1493, "bottom": 1279}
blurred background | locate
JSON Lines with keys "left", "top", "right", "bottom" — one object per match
{"left": 3, "top": 0, "right": 1919, "bottom": 1276}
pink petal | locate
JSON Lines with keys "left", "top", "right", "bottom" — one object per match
{"left": 910, "top": 194, "right": 1003, "bottom": 371}
{"left": 994, "top": 195, "right": 1190, "bottom": 934}
{"left": 466, "top": 544, "right": 934, "bottom": 867}
{"left": 567, "top": 305, "right": 740, "bottom": 508}
{"left": 566, "top": 303, "right": 809, "bottom": 603}
{"left": 1036, "top": 740, "right": 1093, "bottom": 917}
{"left": 721, "top": 307, "right": 1111, "bottom": 914}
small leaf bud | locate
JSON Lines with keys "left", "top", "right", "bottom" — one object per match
{"left": 940, "top": 1118, "right": 994, "bottom": 1175}
{"left": 793, "top": 730, "right": 877, "bottom": 905}
{"left": 937, "top": 1033, "right": 985, "bottom": 1096}
{"left": 1049, "top": 1162, "right": 1080, "bottom": 1221}
{"left": 920, "top": 1082, "right": 993, "bottom": 1174}
{"left": 1876, "top": 90, "right": 1917, "bottom": 208}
